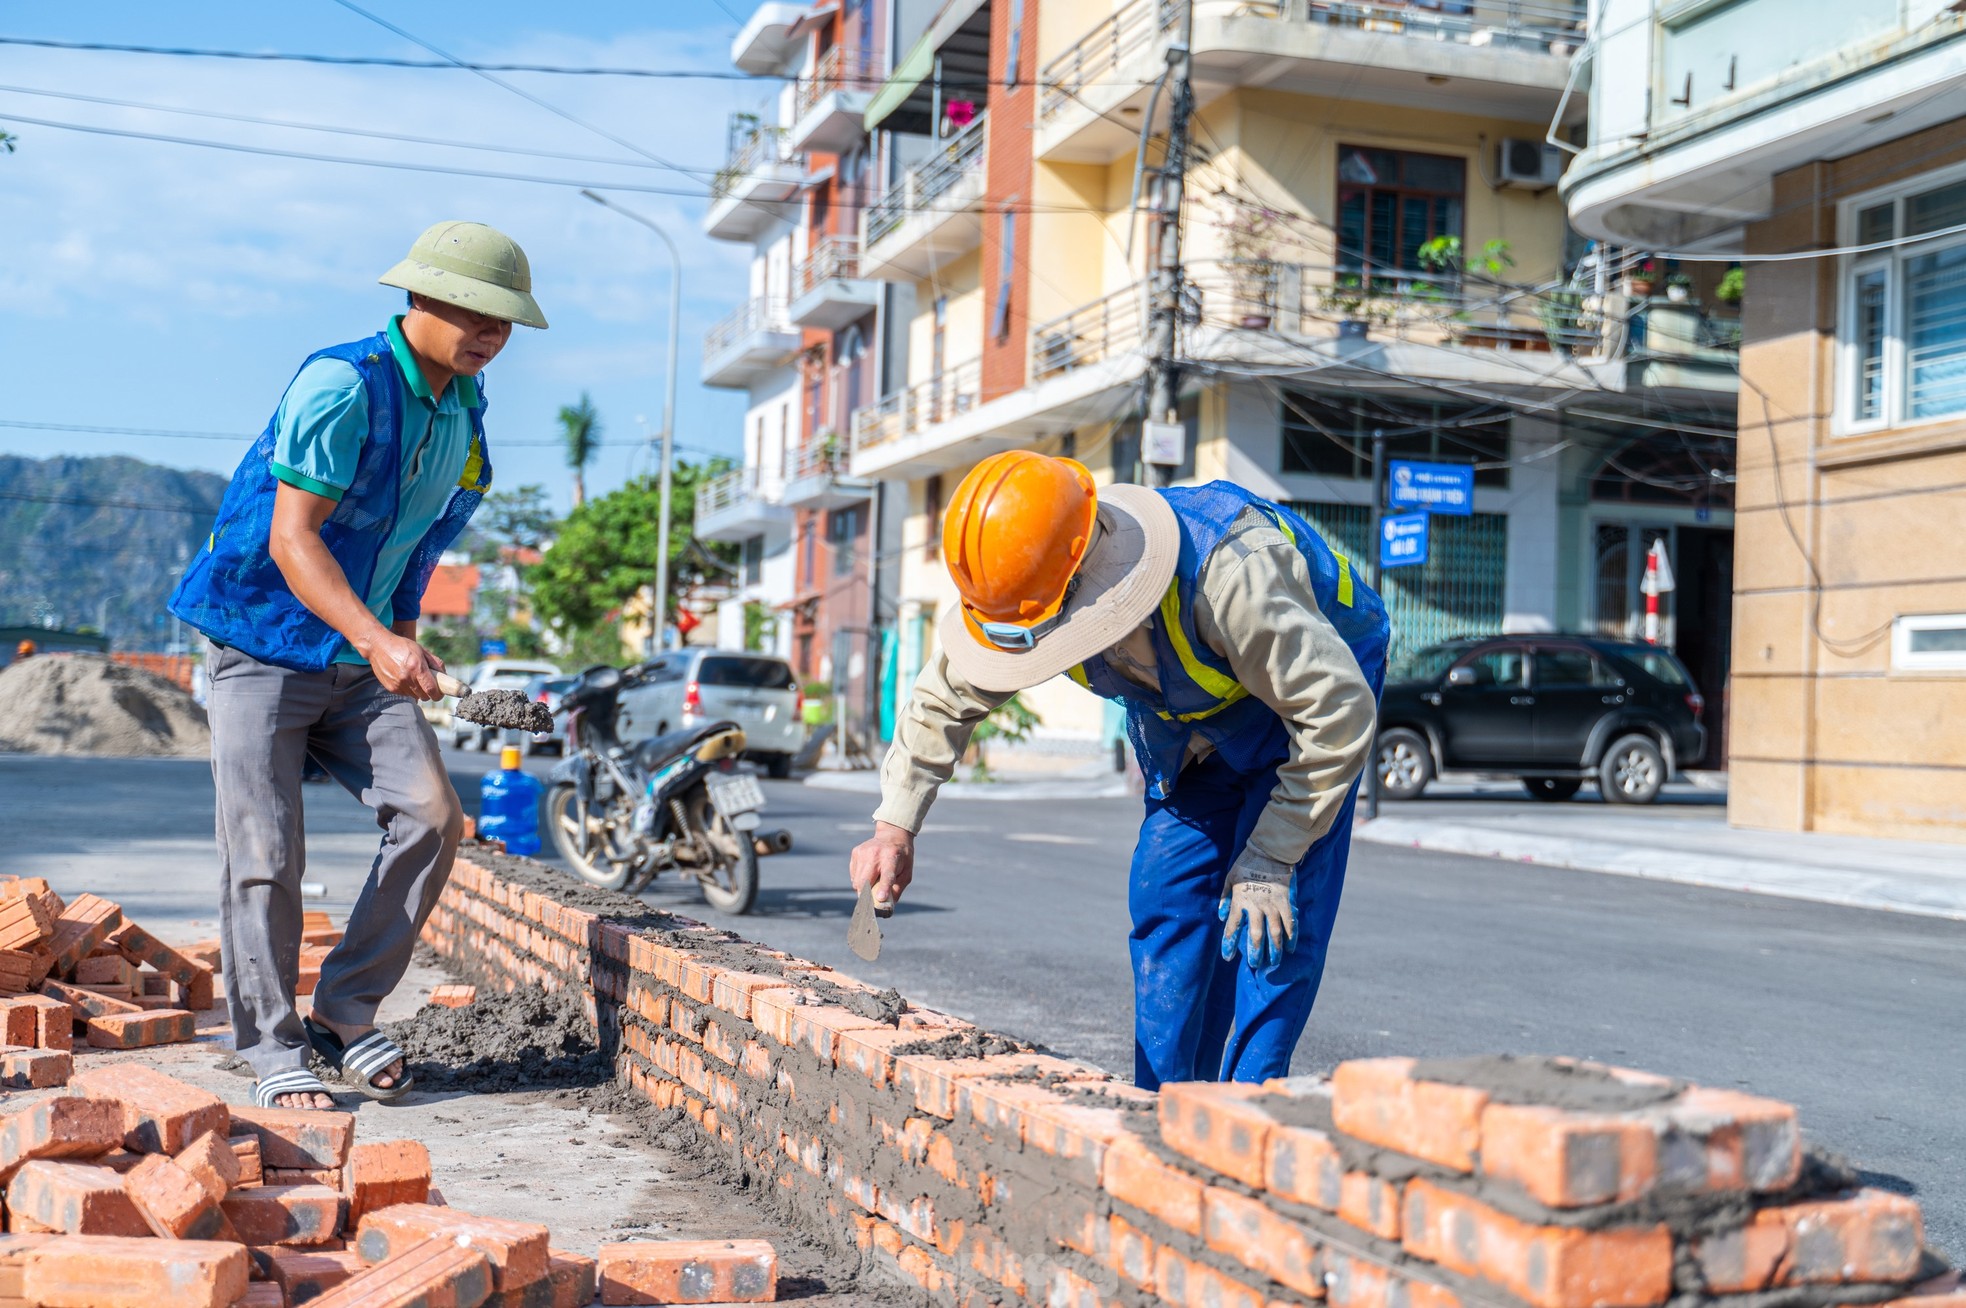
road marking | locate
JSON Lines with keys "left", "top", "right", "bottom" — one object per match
{"left": 1005, "top": 833, "right": 1095, "bottom": 846}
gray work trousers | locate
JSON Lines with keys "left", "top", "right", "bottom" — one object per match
{"left": 206, "top": 642, "right": 463, "bottom": 1078}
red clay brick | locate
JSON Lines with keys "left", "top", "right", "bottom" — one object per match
{"left": 1047, "top": 1265, "right": 1123, "bottom": 1308}
{"left": 1107, "top": 1213, "right": 1158, "bottom": 1290}
{"left": 105, "top": 921, "right": 209, "bottom": 989}
{"left": 75, "top": 956, "right": 138, "bottom": 990}
{"left": 233, "top": 1283, "right": 285, "bottom": 1308}
{"left": 357, "top": 1203, "right": 549, "bottom": 1292}
{"left": 263, "top": 1247, "right": 366, "bottom": 1302}
{"left": 0, "top": 1095, "right": 126, "bottom": 1180}
{"left": 304, "top": 1234, "right": 493, "bottom": 1308}
{"left": 85, "top": 1008, "right": 197, "bottom": 1048}
{"left": 1267, "top": 1120, "right": 1345, "bottom": 1211}
{"left": 0, "top": 999, "right": 36, "bottom": 1045}
{"left": 891, "top": 1051, "right": 1084, "bottom": 1119}
{"left": 0, "top": 1044, "right": 70, "bottom": 1087}
{"left": 708, "top": 971, "right": 791, "bottom": 1021}
{"left": 72, "top": 1064, "right": 230, "bottom": 1154}
{"left": 1160, "top": 1081, "right": 1279, "bottom": 1188}
{"left": 38, "top": 978, "right": 141, "bottom": 1020}
{"left": 220, "top": 1183, "right": 345, "bottom": 1247}
{"left": 1103, "top": 1133, "right": 1205, "bottom": 1236}
{"left": 1340, "top": 1171, "right": 1403, "bottom": 1240}
{"left": 596, "top": 1239, "right": 776, "bottom": 1304}
{"left": 428, "top": 985, "right": 477, "bottom": 1008}
{"left": 1480, "top": 1102, "right": 1662, "bottom": 1208}
{"left": 1653, "top": 1087, "right": 1801, "bottom": 1193}
{"left": 267, "top": 1165, "right": 344, "bottom": 1187}
{"left": 1203, "top": 1184, "right": 1324, "bottom": 1297}
{"left": 175, "top": 1130, "right": 241, "bottom": 1203}
{"left": 343, "top": 1139, "right": 431, "bottom": 1226}
{"left": 14, "top": 992, "right": 71, "bottom": 1050}
{"left": 1326, "top": 1250, "right": 1462, "bottom": 1308}
{"left": 21, "top": 1234, "right": 249, "bottom": 1308}
{"left": 231, "top": 1134, "right": 265, "bottom": 1186}
{"left": 1402, "top": 1178, "right": 1672, "bottom": 1308}
{"left": 1151, "top": 1246, "right": 1267, "bottom": 1308}
{"left": 0, "top": 1232, "right": 56, "bottom": 1299}
{"left": 0, "top": 895, "right": 53, "bottom": 953}
{"left": 47, "top": 893, "right": 123, "bottom": 976}
{"left": 230, "top": 1105, "right": 355, "bottom": 1170}
{"left": 535, "top": 1250, "right": 599, "bottom": 1308}
{"left": 124, "top": 1153, "right": 231, "bottom": 1240}
{"left": 1332, "top": 1058, "right": 1490, "bottom": 1172}
{"left": 6, "top": 1160, "right": 150, "bottom": 1235}
{"left": 1694, "top": 1189, "right": 1924, "bottom": 1292}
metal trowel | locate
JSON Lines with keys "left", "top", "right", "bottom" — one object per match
{"left": 848, "top": 884, "right": 888, "bottom": 962}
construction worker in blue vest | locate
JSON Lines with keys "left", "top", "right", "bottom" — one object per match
{"left": 850, "top": 451, "right": 1389, "bottom": 1088}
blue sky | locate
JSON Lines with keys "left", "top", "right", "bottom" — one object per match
{"left": 0, "top": 2, "right": 769, "bottom": 509}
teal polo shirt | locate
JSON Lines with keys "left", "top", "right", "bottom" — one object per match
{"left": 270, "top": 316, "right": 481, "bottom": 664}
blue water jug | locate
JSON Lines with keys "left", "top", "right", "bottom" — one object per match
{"left": 478, "top": 745, "right": 542, "bottom": 856}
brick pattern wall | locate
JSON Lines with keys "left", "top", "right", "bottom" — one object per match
{"left": 422, "top": 853, "right": 1960, "bottom": 1308}
{"left": 980, "top": 0, "right": 1037, "bottom": 404}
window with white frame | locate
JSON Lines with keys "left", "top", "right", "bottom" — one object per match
{"left": 1893, "top": 614, "right": 1966, "bottom": 672}
{"left": 1841, "top": 170, "right": 1966, "bottom": 432}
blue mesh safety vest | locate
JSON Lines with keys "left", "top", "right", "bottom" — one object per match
{"left": 168, "top": 333, "right": 492, "bottom": 673}
{"left": 1068, "top": 482, "right": 1389, "bottom": 799}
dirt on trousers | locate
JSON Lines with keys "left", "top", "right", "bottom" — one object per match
{"left": 0, "top": 653, "right": 209, "bottom": 757}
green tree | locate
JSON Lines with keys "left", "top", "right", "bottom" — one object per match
{"left": 557, "top": 394, "right": 601, "bottom": 509}
{"left": 0, "top": 132, "right": 16, "bottom": 156}
{"left": 529, "top": 460, "right": 735, "bottom": 631}
{"left": 471, "top": 484, "right": 557, "bottom": 562}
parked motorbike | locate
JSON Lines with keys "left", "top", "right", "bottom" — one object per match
{"left": 545, "top": 664, "right": 763, "bottom": 914}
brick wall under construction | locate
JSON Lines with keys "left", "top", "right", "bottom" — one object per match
{"left": 420, "top": 849, "right": 1962, "bottom": 1308}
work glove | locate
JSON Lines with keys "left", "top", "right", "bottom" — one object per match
{"left": 1218, "top": 847, "right": 1298, "bottom": 973}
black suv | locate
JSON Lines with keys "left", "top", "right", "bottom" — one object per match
{"left": 1374, "top": 636, "right": 1707, "bottom": 804}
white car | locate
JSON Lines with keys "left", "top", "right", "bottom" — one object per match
{"left": 449, "top": 659, "right": 562, "bottom": 751}
{"left": 614, "top": 650, "right": 803, "bottom": 778}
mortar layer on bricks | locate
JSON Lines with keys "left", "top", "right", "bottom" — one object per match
{"left": 418, "top": 846, "right": 1962, "bottom": 1308}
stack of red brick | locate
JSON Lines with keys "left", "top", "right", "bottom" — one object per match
{"left": 0, "top": 875, "right": 250, "bottom": 1079}
{"left": 0, "top": 1062, "right": 770, "bottom": 1306}
{"left": 420, "top": 853, "right": 1964, "bottom": 1308}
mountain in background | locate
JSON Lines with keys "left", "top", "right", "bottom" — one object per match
{"left": 0, "top": 455, "right": 228, "bottom": 650}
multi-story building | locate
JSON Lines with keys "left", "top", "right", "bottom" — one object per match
{"left": 1564, "top": 0, "right": 1966, "bottom": 841}
{"left": 703, "top": 1, "right": 907, "bottom": 751}
{"left": 850, "top": 0, "right": 1743, "bottom": 765}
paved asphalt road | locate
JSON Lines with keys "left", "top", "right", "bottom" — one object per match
{"left": 5, "top": 749, "right": 1961, "bottom": 1258}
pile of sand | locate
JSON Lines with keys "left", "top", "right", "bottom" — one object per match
{"left": 0, "top": 654, "right": 210, "bottom": 758}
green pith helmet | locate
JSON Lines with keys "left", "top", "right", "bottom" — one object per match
{"left": 378, "top": 221, "right": 548, "bottom": 329}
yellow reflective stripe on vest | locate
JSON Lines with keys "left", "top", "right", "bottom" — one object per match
{"left": 1157, "top": 579, "right": 1241, "bottom": 700}
{"left": 1332, "top": 551, "right": 1355, "bottom": 608}
{"left": 1155, "top": 684, "right": 1249, "bottom": 723}
{"left": 1067, "top": 663, "right": 1092, "bottom": 690}
{"left": 459, "top": 433, "right": 487, "bottom": 492}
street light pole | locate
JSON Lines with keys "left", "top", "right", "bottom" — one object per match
{"left": 1365, "top": 426, "right": 1386, "bottom": 823}
{"left": 582, "top": 189, "right": 682, "bottom": 654}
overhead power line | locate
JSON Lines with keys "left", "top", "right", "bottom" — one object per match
{"left": 0, "top": 34, "right": 764, "bottom": 78}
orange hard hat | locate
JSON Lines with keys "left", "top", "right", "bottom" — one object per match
{"left": 14, "top": 640, "right": 34, "bottom": 658}
{"left": 943, "top": 451, "right": 1099, "bottom": 652}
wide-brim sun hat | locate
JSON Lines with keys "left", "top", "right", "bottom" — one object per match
{"left": 378, "top": 220, "right": 548, "bottom": 329}
{"left": 942, "top": 483, "right": 1180, "bottom": 693}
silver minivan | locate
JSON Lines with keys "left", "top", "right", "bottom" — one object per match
{"left": 614, "top": 650, "right": 803, "bottom": 778}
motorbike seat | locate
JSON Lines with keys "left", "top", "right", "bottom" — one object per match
{"left": 634, "top": 720, "right": 742, "bottom": 772}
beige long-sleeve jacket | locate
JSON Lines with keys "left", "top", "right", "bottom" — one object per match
{"left": 874, "top": 507, "right": 1379, "bottom": 871}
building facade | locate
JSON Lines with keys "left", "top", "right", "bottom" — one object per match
{"left": 1565, "top": 0, "right": 1966, "bottom": 841}
{"left": 845, "top": 0, "right": 1741, "bottom": 764}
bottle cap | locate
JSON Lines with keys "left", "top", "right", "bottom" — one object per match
{"left": 500, "top": 746, "right": 522, "bottom": 770}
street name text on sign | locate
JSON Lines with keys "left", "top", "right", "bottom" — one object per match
{"left": 1381, "top": 512, "right": 1430, "bottom": 569}
{"left": 1388, "top": 460, "right": 1474, "bottom": 516}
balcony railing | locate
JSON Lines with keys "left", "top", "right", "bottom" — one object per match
{"left": 1030, "top": 286, "right": 1148, "bottom": 380}
{"left": 795, "top": 236, "right": 863, "bottom": 298}
{"left": 1039, "top": 0, "right": 1187, "bottom": 121}
{"left": 864, "top": 114, "right": 989, "bottom": 248}
{"left": 1304, "top": 0, "right": 1585, "bottom": 49}
{"left": 696, "top": 467, "right": 774, "bottom": 520}
{"left": 711, "top": 123, "right": 795, "bottom": 199}
{"left": 795, "top": 45, "right": 880, "bottom": 121}
{"left": 703, "top": 296, "right": 793, "bottom": 364}
{"left": 850, "top": 358, "right": 984, "bottom": 453}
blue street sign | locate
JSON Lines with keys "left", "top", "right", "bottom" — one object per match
{"left": 1381, "top": 512, "right": 1430, "bottom": 570}
{"left": 478, "top": 638, "right": 508, "bottom": 658}
{"left": 1388, "top": 460, "right": 1474, "bottom": 515}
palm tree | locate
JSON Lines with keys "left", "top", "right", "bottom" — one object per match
{"left": 558, "top": 394, "right": 602, "bottom": 509}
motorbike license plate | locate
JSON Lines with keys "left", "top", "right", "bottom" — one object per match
{"left": 707, "top": 772, "right": 765, "bottom": 819}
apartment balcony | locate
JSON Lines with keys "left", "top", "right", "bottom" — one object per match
{"left": 731, "top": 2, "right": 807, "bottom": 75}
{"left": 696, "top": 469, "right": 793, "bottom": 545}
{"left": 781, "top": 439, "right": 873, "bottom": 510}
{"left": 703, "top": 120, "right": 802, "bottom": 243}
{"left": 789, "top": 47, "right": 879, "bottom": 155}
{"left": 1036, "top": 0, "right": 1586, "bottom": 164}
{"left": 701, "top": 298, "right": 800, "bottom": 390}
{"left": 859, "top": 114, "right": 988, "bottom": 282}
{"left": 1030, "top": 285, "right": 1148, "bottom": 382}
{"left": 789, "top": 236, "right": 881, "bottom": 329}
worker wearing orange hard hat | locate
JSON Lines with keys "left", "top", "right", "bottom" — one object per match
{"left": 14, "top": 639, "right": 34, "bottom": 661}
{"left": 850, "top": 452, "right": 1390, "bottom": 1088}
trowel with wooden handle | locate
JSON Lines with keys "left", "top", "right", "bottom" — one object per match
{"left": 848, "top": 884, "right": 891, "bottom": 962}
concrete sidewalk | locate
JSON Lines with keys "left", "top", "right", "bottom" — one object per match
{"left": 1357, "top": 795, "right": 1966, "bottom": 922}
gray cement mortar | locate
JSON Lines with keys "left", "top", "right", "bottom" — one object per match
{"left": 1411, "top": 1054, "right": 1682, "bottom": 1113}
{"left": 453, "top": 689, "right": 554, "bottom": 734}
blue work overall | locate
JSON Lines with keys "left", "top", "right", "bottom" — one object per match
{"left": 1069, "top": 482, "right": 1389, "bottom": 1089}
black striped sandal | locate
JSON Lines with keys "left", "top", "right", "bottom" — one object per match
{"left": 253, "top": 1067, "right": 339, "bottom": 1109}
{"left": 304, "top": 1018, "right": 414, "bottom": 1102}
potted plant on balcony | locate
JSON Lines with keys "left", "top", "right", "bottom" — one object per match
{"left": 1716, "top": 266, "right": 1745, "bottom": 306}
{"left": 1627, "top": 259, "right": 1660, "bottom": 298}
{"left": 1317, "top": 274, "right": 1390, "bottom": 340}
{"left": 1215, "top": 200, "right": 1284, "bottom": 329}
{"left": 1665, "top": 271, "right": 1694, "bottom": 303}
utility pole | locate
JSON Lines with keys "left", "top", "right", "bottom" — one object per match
{"left": 1364, "top": 426, "right": 1387, "bottom": 823}
{"left": 1142, "top": 1, "right": 1195, "bottom": 489}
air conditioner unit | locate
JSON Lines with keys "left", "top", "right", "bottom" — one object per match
{"left": 1497, "top": 139, "right": 1566, "bottom": 189}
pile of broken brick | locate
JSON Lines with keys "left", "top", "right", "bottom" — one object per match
{"left": 0, "top": 1062, "right": 781, "bottom": 1306}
